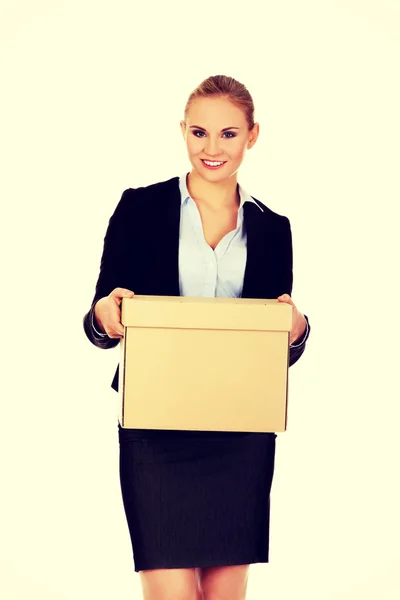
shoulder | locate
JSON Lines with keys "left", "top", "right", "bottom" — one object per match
{"left": 249, "top": 195, "right": 291, "bottom": 228}
{"left": 121, "top": 176, "right": 180, "bottom": 204}
{"left": 109, "top": 176, "right": 180, "bottom": 221}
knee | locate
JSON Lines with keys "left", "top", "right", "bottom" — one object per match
{"left": 139, "top": 568, "right": 201, "bottom": 600}
{"left": 199, "top": 564, "right": 249, "bottom": 600}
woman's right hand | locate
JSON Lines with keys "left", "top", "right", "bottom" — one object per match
{"left": 94, "top": 288, "right": 135, "bottom": 338}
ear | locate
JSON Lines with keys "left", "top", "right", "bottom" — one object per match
{"left": 180, "top": 120, "right": 186, "bottom": 139}
{"left": 248, "top": 123, "right": 260, "bottom": 148}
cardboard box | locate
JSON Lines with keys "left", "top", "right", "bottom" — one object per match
{"left": 118, "top": 295, "right": 292, "bottom": 433}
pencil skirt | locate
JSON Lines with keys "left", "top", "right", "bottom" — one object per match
{"left": 118, "top": 423, "right": 277, "bottom": 572}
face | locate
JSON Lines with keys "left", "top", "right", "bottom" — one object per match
{"left": 180, "top": 96, "right": 259, "bottom": 182}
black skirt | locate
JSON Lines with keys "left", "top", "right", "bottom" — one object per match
{"left": 118, "top": 423, "right": 277, "bottom": 572}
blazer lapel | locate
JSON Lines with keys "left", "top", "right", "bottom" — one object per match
{"left": 160, "top": 179, "right": 181, "bottom": 296}
{"left": 142, "top": 177, "right": 181, "bottom": 296}
{"left": 146, "top": 178, "right": 276, "bottom": 300}
{"left": 241, "top": 201, "right": 268, "bottom": 298}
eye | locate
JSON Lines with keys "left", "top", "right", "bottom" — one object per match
{"left": 191, "top": 130, "right": 236, "bottom": 139}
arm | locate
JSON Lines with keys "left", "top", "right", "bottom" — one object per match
{"left": 82, "top": 189, "right": 134, "bottom": 350}
{"left": 279, "top": 217, "right": 311, "bottom": 367}
{"left": 83, "top": 302, "right": 120, "bottom": 350}
{"left": 289, "top": 313, "right": 311, "bottom": 367}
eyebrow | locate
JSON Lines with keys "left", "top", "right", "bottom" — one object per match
{"left": 189, "top": 125, "right": 240, "bottom": 132}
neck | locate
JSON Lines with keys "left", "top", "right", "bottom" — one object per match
{"left": 187, "top": 170, "right": 239, "bottom": 210}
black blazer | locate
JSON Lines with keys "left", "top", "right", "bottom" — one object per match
{"left": 83, "top": 176, "right": 310, "bottom": 391}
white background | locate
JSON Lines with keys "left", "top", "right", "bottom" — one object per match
{"left": 1, "top": 1, "right": 399, "bottom": 598}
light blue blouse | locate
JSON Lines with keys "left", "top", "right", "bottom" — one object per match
{"left": 178, "top": 172, "right": 263, "bottom": 299}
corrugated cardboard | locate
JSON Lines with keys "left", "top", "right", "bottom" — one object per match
{"left": 118, "top": 295, "right": 292, "bottom": 433}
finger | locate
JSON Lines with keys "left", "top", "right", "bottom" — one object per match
{"left": 277, "top": 294, "right": 293, "bottom": 304}
{"left": 108, "top": 318, "right": 125, "bottom": 337}
{"left": 106, "top": 328, "right": 125, "bottom": 339}
{"left": 110, "top": 288, "right": 135, "bottom": 299}
{"left": 115, "top": 324, "right": 125, "bottom": 336}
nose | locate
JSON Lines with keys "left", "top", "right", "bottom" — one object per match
{"left": 204, "top": 136, "right": 222, "bottom": 157}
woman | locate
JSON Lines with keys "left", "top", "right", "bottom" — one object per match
{"left": 83, "top": 75, "right": 311, "bottom": 600}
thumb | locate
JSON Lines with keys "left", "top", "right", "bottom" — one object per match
{"left": 110, "top": 288, "right": 135, "bottom": 307}
{"left": 278, "top": 294, "right": 294, "bottom": 307}
{"left": 110, "top": 287, "right": 135, "bottom": 299}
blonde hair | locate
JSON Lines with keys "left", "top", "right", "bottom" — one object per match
{"left": 184, "top": 75, "right": 255, "bottom": 130}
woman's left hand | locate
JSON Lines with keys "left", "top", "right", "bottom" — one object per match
{"left": 277, "top": 294, "right": 307, "bottom": 345}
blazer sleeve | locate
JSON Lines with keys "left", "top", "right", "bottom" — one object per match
{"left": 282, "top": 217, "right": 311, "bottom": 367}
{"left": 82, "top": 189, "right": 134, "bottom": 350}
{"left": 289, "top": 314, "right": 311, "bottom": 366}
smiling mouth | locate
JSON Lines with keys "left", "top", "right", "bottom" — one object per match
{"left": 201, "top": 159, "right": 227, "bottom": 167}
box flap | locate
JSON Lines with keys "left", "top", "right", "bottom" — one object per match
{"left": 121, "top": 295, "right": 292, "bottom": 332}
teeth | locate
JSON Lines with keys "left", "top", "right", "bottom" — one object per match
{"left": 203, "top": 160, "right": 224, "bottom": 166}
